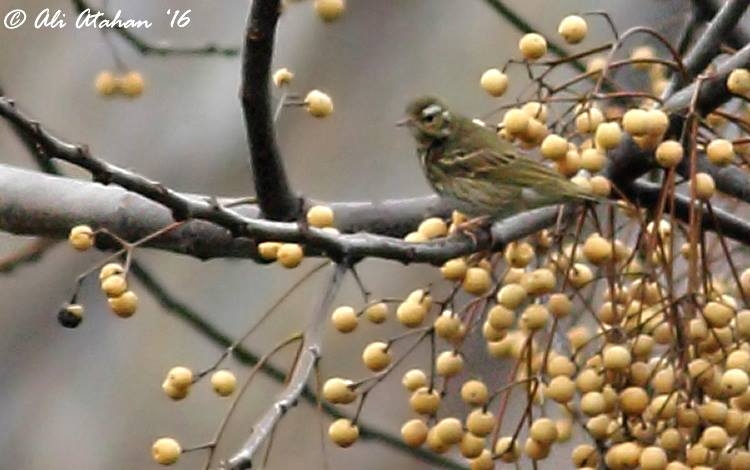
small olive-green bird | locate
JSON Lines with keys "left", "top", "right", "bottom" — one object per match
{"left": 399, "top": 96, "right": 596, "bottom": 218}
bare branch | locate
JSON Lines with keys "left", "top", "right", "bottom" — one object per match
{"left": 225, "top": 263, "right": 345, "bottom": 470}
{"left": 241, "top": 0, "right": 299, "bottom": 220}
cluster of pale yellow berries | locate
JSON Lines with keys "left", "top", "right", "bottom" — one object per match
{"left": 480, "top": 15, "right": 587, "bottom": 98}
{"left": 152, "top": 367, "right": 237, "bottom": 465}
{"left": 319, "top": 200, "right": 750, "bottom": 469}
{"left": 65, "top": 225, "right": 139, "bottom": 323}
{"left": 257, "top": 205, "right": 337, "bottom": 268}
{"left": 98, "top": 262, "right": 139, "bottom": 318}
{"left": 94, "top": 70, "right": 145, "bottom": 98}
{"left": 161, "top": 365, "right": 237, "bottom": 401}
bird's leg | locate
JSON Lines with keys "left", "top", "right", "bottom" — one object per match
{"left": 453, "top": 215, "right": 494, "bottom": 249}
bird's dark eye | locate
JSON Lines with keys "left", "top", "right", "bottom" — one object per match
{"left": 423, "top": 113, "right": 437, "bottom": 123}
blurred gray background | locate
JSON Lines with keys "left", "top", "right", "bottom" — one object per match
{"left": 0, "top": 0, "right": 683, "bottom": 468}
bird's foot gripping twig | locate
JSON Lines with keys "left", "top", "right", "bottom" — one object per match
{"left": 453, "top": 215, "right": 494, "bottom": 249}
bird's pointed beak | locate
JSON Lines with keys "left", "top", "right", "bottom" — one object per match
{"left": 395, "top": 117, "right": 412, "bottom": 127}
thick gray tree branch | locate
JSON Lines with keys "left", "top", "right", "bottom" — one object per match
{"left": 240, "top": 0, "right": 299, "bottom": 221}
{"left": 665, "top": 0, "right": 750, "bottom": 95}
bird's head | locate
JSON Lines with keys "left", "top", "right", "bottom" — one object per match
{"left": 398, "top": 96, "right": 454, "bottom": 145}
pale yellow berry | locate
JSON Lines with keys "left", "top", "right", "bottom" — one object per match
{"left": 575, "top": 107, "right": 604, "bottom": 133}
{"left": 595, "top": 122, "right": 622, "bottom": 150}
{"left": 589, "top": 175, "right": 612, "bottom": 197}
{"left": 645, "top": 109, "right": 669, "bottom": 136}
{"left": 546, "top": 376, "right": 575, "bottom": 403}
{"left": 522, "top": 102, "right": 548, "bottom": 122}
{"left": 68, "top": 225, "right": 95, "bottom": 251}
{"left": 463, "top": 267, "right": 491, "bottom": 295}
{"left": 108, "top": 290, "right": 138, "bottom": 318}
{"left": 435, "top": 350, "right": 463, "bottom": 377}
{"left": 572, "top": 444, "right": 599, "bottom": 467}
{"left": 603, "top": 345, "right": 631, "bottom": 370}
{"left": 402, "top": 369, "right": 427, "bottom": 391}
{"left": 622, "top": 108, "right": 649, "bottom": 135}
{"left": 434, "top": 417, "right": 463, "bottom": 445}
{"left": 401, "top": 419, "right": 429, "bottom": 447}
{"left": 304, "top": 90, "right": 334, "bottom": 118}
{"left": 257, "top": 241, "right": 282, "bottom": 261}
{"left": 655, "top": 140, "right": 684, "bottom": 168}
{"left": 503, "top": 108, "right": 530, "bottom": 135}
{"left": 547, "top": 293, "right": 573, "bottom": 318}
{"left": 470, "top": 449, "right": 494, "bottom": 470}
{"left": 426, "top": 426, "right": 449, "bottom": 453}
{"left": 631, "top": 46, "right": 655, "bottom": 70}
{"left": 706, "top": 138, "right": 735, "bottom": 166}
{"left": 99, "top": 262, "right": 124, "bottom": 280}
{"left": 152, "top": 437, "right": 181, "bottom": 465}
{"left": 314, "top": 0, "right": 345, "bottom": 22}
{"left": 530, "top": 418, "right": 558, "bottom": 445}
{"left": 694, "top": 172, "right": 715, "bottom": 200}
{"left": 547, "top": 355, "right": 575, "bottom": 377}
{"left": 277, "top": 243, "right": 304, "bottom": 268}
{"left": 167, "top": 366, "right": 193, "bottom": 389}
{"left": 721, "top": 368, "right": 749, "bottom": 397}
{"left": 727, "top": 68, "right": 750, "bottom": 96}
{"left": 101, "top": 274, "right": 128, "bottom": 298}
{"left": 524, "top": 437, "right": 550, "bottom": 460}
{"left": 704, "top": 301, "right": 733, "bottom": 328}
{"left": 580, "top": 148, "right": 606, "bottom": 172}
{"left": 396, "top": 301, "right": 427, "bottom": 327}
{"left": 541, "top": 134, "right": 568, "bottom": 160}
{"left": 331, "top": 306, "right": 358, "bottom": 333}
{"left": 323, "top": 377, "right": 356, "bottom": 404}
{"left": 587, "top": 56, "right": 607, "bottom": 75}
{"left": 95, "top": 71, "right": 118, "bottom": 96}
{"left": 272, "top": 67, "right": 294, "bottom": 87}
{"left": 362, "top": 342, "right": 390, "bottom": 372}
{"left": 495, "top": 436, "right": 521, "bottom": 463}
{"left": 480, "top": 68, "right": 509, "bottom": 97}
{"left": 582, "top": 233, "right": 613, "bottom": 264}
{"left": 496, "top": 283, "right": 527, "bottom": 309}
{"left": 558, "top": 15, "right": 587, "bottom": 44}
{"left": 466, "top": 409, "right": 495, "bottom": 437}
{"left": 404, "top": 231, "right": 428, "bottom": 243}
{"left": 434, "top": 312, "right": 461, "bottom": 340}
{"left": 460, "top": 432, "right": 485, "bottom": 459}
{"left": 701, "top": 425, "right": 728, "bottom": 450}
{"left": 519, "top": 33, "right": 547, "bottom": 60}
{"left": 441, "top": 258, "right": 467, "bottom": 280}
{"left": 639, "top": 447, "right": 667, "bottom": 470}
{"left": 460, "top": 379, "right": 489, "bottom": 406}
{"left": 504, "top": 241, "right": 535, "bottom": 268}
{"left": 488, "top": 305, "right": 514, "bottom": 330}
{"left": 119, "top": 71, "right": 145, "bottom": 97}
{"left": 364, "top": 302, "right": 388, "bottom": 324}
{"left": 522, "top": 268, "right": 556, "bottom": 295}
{"left": 210, "top": 370, "right": 237, "bottom": 397}
{"left": 329, "top": 418, "right": 359, "bottom": 447}
{"left": 580, "top": 391, "right": 606, "bottom": 416}
{"left": 306, "top": 205, "right": 335, "bottom": 228}
{"left": 418, "top": 217, "right": 448, "bottom": 239}
{"left": 409, "top": 387, "right": 441, "bottom": 415}
{"left": 162, "top": 380, "right": 189, "bottom": 400}
{"left": 521, "top": 304, "right": 549, "bottom": 330}
{"left": 619, "top": 386, "right": 649, "bottom": 415}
